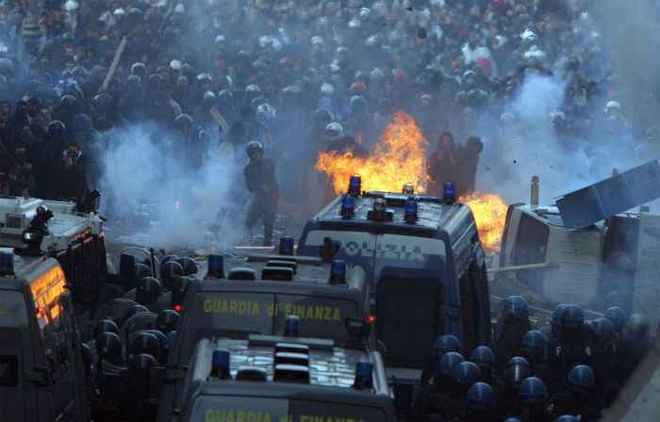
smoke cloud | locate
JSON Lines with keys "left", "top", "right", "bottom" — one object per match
{"left": 99, "top": 123, "right": 246, "bottom": 250}
{"left": 476, "top": 73, "right": 643, "bottom": 206}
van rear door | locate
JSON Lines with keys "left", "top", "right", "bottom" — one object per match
{"left": 373, "top": 234, "right": 446, "bottom": 369}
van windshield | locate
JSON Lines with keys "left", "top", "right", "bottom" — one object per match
{"left": 0, "top": 291, "right": 28, "bottom": 328}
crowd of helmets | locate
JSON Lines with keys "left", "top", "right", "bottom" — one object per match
{"left": 0, "top": 0, "right": 650, "bottom": 203}
{"left": 87, "top": 254, "right": 197, "bottom": 420}
{"left": 413, "top": 296, "right": 653, "bottom": 422}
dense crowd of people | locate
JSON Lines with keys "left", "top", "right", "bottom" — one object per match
{"left": 413, "top": 296, "right": 653, "bottom": 421}
{"left": 0, "top": 0, "right": 643, "bottom": 217}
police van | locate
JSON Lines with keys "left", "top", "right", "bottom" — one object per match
{"left": 297, "top": 185, "right": 491, "bottom": 373}
{"left": 0, "top": 251, "right": 90, "bottom": 422}
{"left": 166, "top": 254, "right": 372, "bottom": 374}
{"left": 158, "top": 334, "right": 396, "bottom": 422}
{"left": 0, "top": 197, "right": 106, "bottom": 305}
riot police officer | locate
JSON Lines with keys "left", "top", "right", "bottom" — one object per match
{"left": 495, "top": 296, "right": 531, "bottom": 370}
{"left": 520, "top": 330, "right": 550, "bottom": 385}
{"left": 550, "top": 304, "right": 591, "bottom": 381}
{"left": 421, "top": 335, "right": 463, "bottom": 384}
{"left": 497, "top": 356, "right": 532, "bottom": 419}
{"left": 549, "top": 365, "right": 603, "bottom": 421}
{"left": 465, "top": 382, "right": 497, "bottom": 422}
{"left": 414, "top": 351, "right": 464, "bottom": 420}
{"left": 470, "top": 345, "right": 496, "bottom": 385}
{"left": 519, "top": 377, "right": 550, "bottom": 422}
{"left": 244, "top": 141, "right": 279, "bottom": 246}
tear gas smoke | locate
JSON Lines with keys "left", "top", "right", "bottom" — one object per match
{"left": 476, "top": 74, "right": 642, "bottom": 206}
{"left": 99, "top": 123, "right": 246, "bottom": 250}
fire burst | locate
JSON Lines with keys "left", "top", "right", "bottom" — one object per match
{"left": 315, "top": 111, "right": 430, "bottom": 194}
{"left": 460, "top": 192, "right": 509, "bottom": 253}
{"left": 315, "top": 111, "right": 509, "bottom": 252}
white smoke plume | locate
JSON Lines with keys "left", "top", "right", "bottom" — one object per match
{"left": 99, "top": 123, "right": 246, "bottom": 250}
{"left": 477, "top": 74, "right": 643, "bottom": 206}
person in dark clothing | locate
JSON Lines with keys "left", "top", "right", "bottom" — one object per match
{"left": 549, "top": 365, "right": 603, "bottom": 422}
{"left": 244, "top": 141, "right": 278, "bottom": 246}
{"left": 494, "top": 296, "right": 531, "bottom": 371}
{"left": 456, "top": 136, "right": 483, "bottom": 196}
{"left": 428, "top": 132, "right": 458, "bottom": 197}
{"left": 55, "top": 143, "right": 90, "bottom": 202}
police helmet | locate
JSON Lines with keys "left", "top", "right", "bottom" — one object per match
{"left": 325, "top": 122, "right": 344, "bottom": 140}
{"left": 59, "top": 94, "right": 78, "bottom": 110}
{"left": 451, "top": 361, "right": 481, "bottom": 387}
{"left": 505, "top": 356, "right": 531, "bottom": 385}
{"left": 129, "top": 353, "right": 157, "bottom": 373}
{"left": 591, "top": 317, "right": 615, "bottom": 348}
{"left": 470, "top": 345, "right": 495, "bottom": 369}
{"left": 521, "top": 330, "right": 548, "bottom": 363}
{"left": 434, "top": 334, "right": 463, "bottom": 359}
{"left": 500, "top": 296, "right": 529, "bottom": 321}
{"left": 176, "top": 75, "right": 189, "bottom": 88}
{"left": 120, "top": 304, "right": 150, "bottom": 327}
{"left": 435, "top": 351, "right": 464, "bottom": 379}
{"left": 170, "top": 276, "right": 192, "bottom": 307}
{"left": 350, "top": 95, "right": 367, "bottom": 114}
{"left": 156, "top": 309, "right": 180, "bottom": 333}
{"left": 95, "top": 319, "right": 120, "bottom": 337}
{"left": 129, "top": 330, "right": 161, "bottom": 361}
{"left": 554, "top": 416, "right": 579, "bottom": 422}
{"left": 131, "top": 62, "right": 147, "bottom": 78}
{"left": 177, "top": 257, "right": 198, "bottom": 276}
{"left": 519, "top": 376, "right": 547, "bottom": 404}
{"left": 174, "top": 113, "right": 193, "bottom": 131}
{"left": 145, "top": 329, "right": 169, "bottom": 359}
{"left": 48, "top": 120, "right": 67, "bottom": 139}
{"left": 567, "top": 365, "right": 595, "bottom": 393}
{"left": 246, "top": 84, "right": 261, "bottom": 94}
{"left": 136, "top": 277, "right": 162, "bottom": 307}
{"left": 551, "top": 304, "right": 568, "bottom": 336}
{"left": 95, "top": 331, "right": 122, "bottom": 360}
{"left": 246, "top": 141, "right": 264, "bottom": 160}
{"left": 202, "top": 91, "right": 217, "bottom": 108}
{"left": 92, "top": 93, "right": 113, "bottom": 114}
{"left": 135, "top": 262, "right": 153, "bottom": 281}
{"left": 560, "top": 304, "right": 585, "bottom": 330}
{"left": 466, "top": 382, "right": 496, "bottom": 412}
{"left": 161, "top": 260, "right": 184, "bottom": 290}
{"left": 605, "top": 306, "right": 627, "bottom": 332}
{"left": 197, "top": 73, "right": 213, "bottom": 84}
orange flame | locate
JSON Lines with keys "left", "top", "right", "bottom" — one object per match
{"left": 460, "top": 192, "right": 509, "bottom": 253}
{"left": 315, "top": 111, "right": 509, "bottom": 252}
{"left": 315, "top": 111, "right": 430, "bottom": 194}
